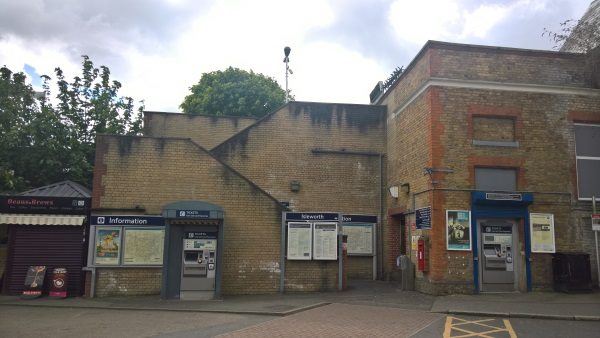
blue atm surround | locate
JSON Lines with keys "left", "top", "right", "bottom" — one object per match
{"left": 471, "top": 191, "right": 533, "bottom": 293}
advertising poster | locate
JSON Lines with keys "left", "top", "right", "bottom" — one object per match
{"left": 287, "top": 222, "right": 312, "bottom": 260}
{"left": 95, "top": 227, "right": 121, "bottom": 265}
{"left": 313, "top": 222, "right": 338, "bottom": 260}
{"left": 530, "top": 213, "right": 556, "bottom": 253}
{"left": 123, "top": 228, "right": 165, "bottom": 265}
{"left": 22, "top": 266, "right": 47, "bottom": 299}
{"left": 344, "top": 224, "right": 373, "bottom": 255}
{"left": 446, "top": 210, "right": 471, "bottom": 251}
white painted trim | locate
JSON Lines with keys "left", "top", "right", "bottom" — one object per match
{"left": 389, "top": 77, "right": 600, "bottom": 121}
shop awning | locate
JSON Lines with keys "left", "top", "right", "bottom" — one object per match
{"left": 0, "top": 214, "right": 85, "bottom": 226}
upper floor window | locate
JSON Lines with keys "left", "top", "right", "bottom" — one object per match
{"left": 475, "top": 167, "right": 517, "bottom": 192}
{"left": 472, "top": 116, "right": 518, "bottom": 147}
{"left": 575, "top": 124, "right": 600, "bottom": 200}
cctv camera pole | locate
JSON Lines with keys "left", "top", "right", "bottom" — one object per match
{"left": 283, "top": 46, "right": 291, "bottom": 102}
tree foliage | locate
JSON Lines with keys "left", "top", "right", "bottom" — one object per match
{"left": 0, "top": 56, "right": 143, "bottom": 193}
{"left": 180, "top": 67, "right": 287, "bottom": 118}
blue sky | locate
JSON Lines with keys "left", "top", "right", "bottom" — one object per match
{"left": 0, "top": 0, "right": 593, "bottom": 111}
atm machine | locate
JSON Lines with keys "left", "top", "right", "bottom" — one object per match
{"left": 180, "top": 232, "right": 217, "bottom": 300}
{"left": 480, "top": 222, "right": 516, "bottom": 292}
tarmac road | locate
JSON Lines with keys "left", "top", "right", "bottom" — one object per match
{"left": 2, "top": 303, "right": 600, "bottom": 337}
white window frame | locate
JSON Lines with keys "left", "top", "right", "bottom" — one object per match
{"left": 575, "top": 123, "right": 600, "bottom": 201}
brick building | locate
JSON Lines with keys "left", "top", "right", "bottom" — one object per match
{"left": 88, "top": 41, "right": 600, "bottom": 297}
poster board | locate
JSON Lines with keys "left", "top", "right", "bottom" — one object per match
{"left": 530, "top": 213, "right": 556, "bottom": 253}
{"left": 287, "top": 222, "right": 312, "bottom": 260}
{"left": 94, "top": 227, "right": 122, "bottom": 265}
{"left": 344, "top": 223, "right": 373, "bottom": 255}
{"left": 313, "top": 222, "right": 338, "bottom": 260}
{"left": 446, "top": 210, "right": 472, "bottom": 251}
{"left": 123, "top": 228, "right": 165, "bottom": 265}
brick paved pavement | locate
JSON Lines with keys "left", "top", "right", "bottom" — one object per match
{"left": 218, "top": 303, "right": 443, "bottom": 337}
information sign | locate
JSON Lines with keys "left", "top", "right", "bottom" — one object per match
{"left": 344, "top": 224, "right": 373, "bottom": 255}
{"left": 176, "top": 210, "right": 210, "bottom": 218}
{"left": 313, "top": 222, "right": 338, "bottom": 260}
{"left": 592, "top": 214, "right": 600, "bottom": 231}
{"left": 530, "top": 213, "right": 556, "bottom": 253}
{"left": 287, "top": 222, "right": 312, "bottom": 260}
{"left": 416, "top": 206, "right": 432, "bottom": 229}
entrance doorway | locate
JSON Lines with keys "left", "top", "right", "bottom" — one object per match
{"left": 478, "top": 219, "right": 518, "bottom": 292}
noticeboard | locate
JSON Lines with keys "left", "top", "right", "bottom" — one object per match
{"left": 416, "top": 206, "right": 432, "bottom": 229}
{"left": 530, "top": 213, "right": 556, "bottom": 253}
{"left": 123, "top": 228, "right": 165, "bottom": 265}
{"left": 313, "top": 222, "right": 338, "bottom": 260}
{"left": 344, "top": 223, "right": 373, "bottom": 255}
{"left": 287, "top": 222, "right": 312, "bottom": 260}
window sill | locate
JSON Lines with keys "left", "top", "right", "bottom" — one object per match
{"left": 473, "top": 140, "right": 519, "bottom": 147}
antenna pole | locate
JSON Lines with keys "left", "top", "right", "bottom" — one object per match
{"left": 283, "top": 46, "right": 291, "bottom": 102}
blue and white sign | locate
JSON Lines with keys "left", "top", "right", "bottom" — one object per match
{"left": 91, "top": 215, "right": 164, "bottom": 226}
{"left": 176, "top": 210, "right": 211, "bottom": 219}
{"left": 286, "top": 213, "right": 339, "bottom": 221}
{"left": 416, "top": 206, "right": 432, "bottom": 230}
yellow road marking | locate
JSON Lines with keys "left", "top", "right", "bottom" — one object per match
{"left": 443, "top": 316, "right": 518, "bottom": 338}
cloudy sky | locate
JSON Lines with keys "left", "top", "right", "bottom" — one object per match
{"left": 0, "top": 0, "right": 592, "bottom": 111}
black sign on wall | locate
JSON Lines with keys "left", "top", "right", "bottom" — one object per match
{"left": 416, "top": 207, "right": 432, "bottom": 229}
{"left": 0, "top": 196, "right": 89, "bottom": 215}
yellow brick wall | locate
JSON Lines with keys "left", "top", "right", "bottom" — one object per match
{"left": 94, "top": 135, "right": 285, "bottom": 295}
{"left": 211, "top": 102, "right": 386, "bottom": 281}
{"left": 143, "top": 112, "right": 256, "bottom": 149}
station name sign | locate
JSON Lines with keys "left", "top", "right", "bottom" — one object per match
{"left": 92, "top": 215, "right": 164, "bottom": 226}
{"left": 286, "top": 213, "right": 339, "bottom": 221}
{"left": 285, "top": 213, "right": 378, "bottom": 223}
{"left": 0, "top": 196, "right": 89, "bottom": 214}
{"left": 485, "top": 193, "right": 522, "bottom": 201}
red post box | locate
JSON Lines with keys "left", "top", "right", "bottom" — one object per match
{"left": 417, "top": 238, "right": 426, "bottom": 272}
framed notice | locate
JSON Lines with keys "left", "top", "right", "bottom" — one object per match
{"left": 416, "top": 206, "right": 432, "bottom": 229}
{"left": 530, "top": 213, "right": 556, "bottom": 253}
{"left": 123, "top": 228, "right": 165, "bottom": 265}
{"left": 344, "top": 223, "right": 373, "bottom": 255}
{"left": 313, "top": 222, "right": 338, "bottom": 260}
{"left": 95, "top": 227, "right": 122, "bottom": 265}
{"left": 287, "top": 222, "right": 312, "bottom": 260}
{"left": 446, "top": 210, "right": 472, "bottom": 251}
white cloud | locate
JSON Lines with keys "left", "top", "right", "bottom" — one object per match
{"left": 0, "top": 0, "right": 591, "bottom": 111}
{"left": 388, "top": 0, "right": 558, "bottom": 45}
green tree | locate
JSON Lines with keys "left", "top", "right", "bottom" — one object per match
{"left": 0, "top": 56, "right": 143, "bottom": 193}
{"left": 180, "top": 67, "right": 287, "bottom": 118}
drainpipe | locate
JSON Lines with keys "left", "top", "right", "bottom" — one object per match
{"left": 378, "top": 154, "right": 384, "bottom": 280}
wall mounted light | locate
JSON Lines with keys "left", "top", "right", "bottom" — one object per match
{"left": 290, "top": 180, "right": 301, "bottom": 192}
{"left": 389, "top": 186, "right": 399, "bottom": 199}
{"left": 400, "top": 182, "right": 410, "bottom": 194}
